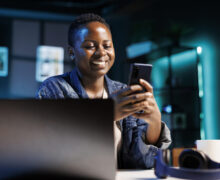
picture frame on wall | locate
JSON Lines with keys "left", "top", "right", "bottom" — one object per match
{"left": 36, "top": 46, "right": 64, "bottom": 82}
{"left": 0, "top": 47, "right": 8, "bottom": 77}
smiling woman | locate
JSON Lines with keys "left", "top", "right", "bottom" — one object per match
{"left": 36, "top": 13, "right": 171, "bottom": 169}
{"left": 70, "top": 21, "right": 115, "bottom": 81}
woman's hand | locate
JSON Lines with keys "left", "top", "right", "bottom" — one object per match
{"left": 132, "top": 79, "right": 161, "bottom": 144}
{"left": 112, "top": 79, "right": 161, "bottom": 144}
{"left": 112, "top": 83, "right": 151, "bottom": 121}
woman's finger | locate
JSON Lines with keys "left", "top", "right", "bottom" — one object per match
{"left": 120, "top": 105, "right": 141, "bottom": 113}
{"left": 118, "top": 92, "right": 152, "bottom": 107}
{"left": 139, "top": 79, "right": 153, "bottom": 93}
{"left": 119, "top": 85, "right": 143, "bottom": 97}
{"left": 146, "top": 97, "right": 155, "bottom": 106}
{"left": 142, "top": 105, "right": 154, "bottom": 113}
{"left": 133, "top": 112, "right": 151, "bottom": 119}
{"left": 120, "top": 98, "right": 151, "bottom": 112}
{"left": 122, "top": 97, "right": 155, "bottom": 114}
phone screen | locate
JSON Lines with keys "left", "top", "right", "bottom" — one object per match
{"left": 128, "top": 63, "right": 152, "bottom": 86}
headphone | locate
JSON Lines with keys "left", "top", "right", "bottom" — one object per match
{"left": 154, "top": 149, "right": 220, "bottom": 179}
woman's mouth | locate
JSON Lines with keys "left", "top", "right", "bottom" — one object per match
{"left": 91, "top": 60, "right": 108, "bottom": 68}
{"left": 92, "top": 61, "right": 106, "bottom": 65}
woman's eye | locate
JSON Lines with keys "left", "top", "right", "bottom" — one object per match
{"left": 104, "top": 45, "right": 111, "bottom": 49}
{"left": 84, "top": 45, "right": 95, "bottom": 49}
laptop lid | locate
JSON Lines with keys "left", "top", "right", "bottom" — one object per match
{"left": 0, "top": 99, "right": 115, "bottom": 179}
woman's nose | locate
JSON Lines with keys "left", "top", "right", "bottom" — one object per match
{"left": 95, "top": 46, "right": 106, "bottom": 57}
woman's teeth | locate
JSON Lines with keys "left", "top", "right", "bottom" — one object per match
{"left": 92, "top": 61, "right": 106, "bottom": 65}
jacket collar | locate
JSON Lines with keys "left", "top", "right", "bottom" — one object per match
{"left": 70, "top": 67, "right": 115, "bottom": 98}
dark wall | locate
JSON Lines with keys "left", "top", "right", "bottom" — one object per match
{"left": 107, "top": 15, "right": 131, "bottom": 84}
{"left": 0, "top": 18, "right": 11, "bottom": 98}
{"left": 106, "top": 0, "right": 220, "bottom": 139}
{"left": 0, "top": 17, "right": 74, "bottom": 98}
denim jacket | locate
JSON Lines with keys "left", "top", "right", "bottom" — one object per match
{"left": 36, "top": 68, "right": 171, "bottom": 169}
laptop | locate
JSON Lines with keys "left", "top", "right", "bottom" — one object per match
{"left": 0, "top": 99, "right": 116, "bottom": 179}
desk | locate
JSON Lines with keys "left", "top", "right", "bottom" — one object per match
{"left": 116, "top": 170, "right": 183, "bottom": 180}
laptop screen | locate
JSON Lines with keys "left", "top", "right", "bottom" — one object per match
{"left": 0, "top": 99, "right": 115, "bottom": 179}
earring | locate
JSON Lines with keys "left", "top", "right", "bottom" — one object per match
{"left": 70, "top": 54, "right": 75, "bottom": 60}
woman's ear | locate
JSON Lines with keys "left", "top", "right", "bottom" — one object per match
{"left": 68, "top": 46, "right": 75, "bottom": 61}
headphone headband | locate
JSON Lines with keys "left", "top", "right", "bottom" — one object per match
{"left": 154, "top": 149, "right": 220, "bottom": 179}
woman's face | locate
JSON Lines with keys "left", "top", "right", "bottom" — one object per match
{"left": 71, "top": 21, "right": 115, "bottom": 79}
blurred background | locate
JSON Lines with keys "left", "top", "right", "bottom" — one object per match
{"left": 0, "top": 0, "right": 220, "bottom": 149}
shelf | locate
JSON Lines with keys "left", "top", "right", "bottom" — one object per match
{"left": 127, "top": 45, "right": 196, "bottom": 63}
{"left": 154, "top": 86, "right": 198, "bottom": 92}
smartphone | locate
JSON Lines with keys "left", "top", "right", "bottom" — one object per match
{"left": 128, "top": 63, "right": 153, "bottom": 91}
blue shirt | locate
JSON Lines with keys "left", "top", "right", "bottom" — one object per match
{"left": 36, "top": 68, "right": 171, "bottom": 169}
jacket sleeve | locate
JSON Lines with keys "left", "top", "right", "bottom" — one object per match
{"left": 137, "top": 119, "right": 171, "bottom": 149}
{"left": 119, "top": 116, "right": 171, "bottom": 169}
{"left": 35, "top": 81, "right": 58, "bottom": 99}
{"left": 36, "top": 85, "right": 52, "bottom": 99}
{"left": 154, "top": 121, "right": 172, "bottom": 149}
{"left": 35, "top": 77, "right": 72, "bottom": 99}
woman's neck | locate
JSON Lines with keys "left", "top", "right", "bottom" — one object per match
{"left": 80, "top": 75, "right": 105, "bottom": 98}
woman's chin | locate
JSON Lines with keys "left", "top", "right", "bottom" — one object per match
{"left": 90, "top": 69, "right": 110, "bottom": 78}
{"left": 91, "top": 66, "right": 110, "bottom": 75}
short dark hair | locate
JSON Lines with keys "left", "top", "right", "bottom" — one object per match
{"left": 68, "top": 13, "right": 110, "bottom": 47}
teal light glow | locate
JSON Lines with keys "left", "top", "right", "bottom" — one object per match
{"left": 200, "top": 113, "right": 205, "bottom": 139}
{"left": 171, "top": 49, "right": 197, "bottom": 65}
{"left": 0, "top": 47, "right": 8, "bottom": 77}
{"left": 150, "top": 56, "right": 169, "bottom": 89}
{"left": 199, "top": 41, "right": 218, "bottom": 139}
{"left": 163, "top": 105, "right": 172, "bottom": 113}
{"left": 171, "top": 50, "right": 198, "bottom": 88}
{"left": 181, "top": 35, "right": 219, "bottom": 139}
{"left": 198, "top": 62, "right": 204, "bottom": 98}
{"left": 150, "top": 49, "right": 197, "bottom": 112}
{"left": 149, "top": 56, "right": 169, "bottom": 111}
{"left": 126, "top": 41, "right": 154, "bottom": 58}
{"left": 154, "top": 96, "right": 163, "bottom": 112}
{"left": 197, "top": 46, "right": 202, "bottom": 54}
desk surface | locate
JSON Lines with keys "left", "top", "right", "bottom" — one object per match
{"left": 116, "top": 169, "right": 183, "bottom": 180}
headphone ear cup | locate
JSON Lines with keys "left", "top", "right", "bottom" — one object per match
{"left": 179, "top": 149, "right": 208, "bottom": 169}
{"left": 162, "top": 149, "right": 170, "bottom": 165}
